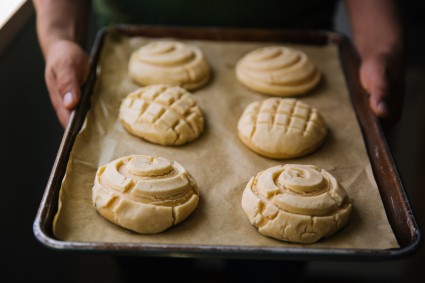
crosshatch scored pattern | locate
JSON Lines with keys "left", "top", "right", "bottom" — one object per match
{"left": 119, "top": 85, "right": 204, "bottom": 145}
{"left": 241, "top": 98, "right": 325, "bottom": 138}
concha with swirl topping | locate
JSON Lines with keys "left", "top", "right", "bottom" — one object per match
{"left": 241, "top": 164, "right": 352, "bottom": 244}
{"left": 92, "top": 155, "right": 199, "bottom": 234}
{"left": 236, "top": 46, "right": 321, "bottom": 96}
{"left": 129, "top": 41, "right": 211, "bottom": 90}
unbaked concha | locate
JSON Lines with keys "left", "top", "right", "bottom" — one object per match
{"left": 119, "top": 85, "right": 204, "bottom": 146}
{"left": 237, "top": 98, "right": 327, "bottom": 159}
{"left": 92, "top": 155, "right": 200, "bottom": 234}
{"left": 128, "top": 40, "right": 210, "bottom": 90}
{"left": 241, "top": 164, "right": 352, "bottom": 244}
{"left": 236, "top": 46, "right": 321, "bottom": 96}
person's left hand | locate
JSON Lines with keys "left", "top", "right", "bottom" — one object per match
{"left": 359, "top": 52, "right": 405, "bottom": 130}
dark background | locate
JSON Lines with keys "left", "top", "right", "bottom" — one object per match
{"left": 0, "top": 1, "right": 423, "bottom": 282}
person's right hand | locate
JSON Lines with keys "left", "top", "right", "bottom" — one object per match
{"left": 45, "top": 39, "right": 89, "bottom": 128}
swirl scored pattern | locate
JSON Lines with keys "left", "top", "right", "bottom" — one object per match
{"left": 119, "top": 85, "right": 204, "bottom": 146}
{"left": 129, "top": 41, "right": 211, "bottom": 90}
{"left": 241, "top": 164, "right": 352, "bottom": 244}
{"left": 93, "top": 155, "right": 200, "bottom": 234}
{"left": 237, "top": 98, "right": 327, "bottom": 159}
{"left": 236, "top": 46, "right": 321, "bottom": 96}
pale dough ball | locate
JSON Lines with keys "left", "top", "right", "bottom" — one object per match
{"left": 237, "top": 98, "right": 327, "bottom": 159}
{"left": 128, "top": 40, "right": 211, "bottom": 90}
{"left": 236, "top": 46, "right": 321, "bottom": 96}
{"left": 241, "top": 164, "right": 352, "bottom": 244}
{"left": 92, "top": 155, "right": 200, "bottom": 234}
{"left": 119, "top": 85, "right": 204, "bottom": 146}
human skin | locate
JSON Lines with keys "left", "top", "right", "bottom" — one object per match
{"left": 33, "top": 0, "right": 405, "bottom": 129}
{"left": 346, "top": 0, "right": 405, "bottom": 130}
{"left": 33, "top": 0, "right": 90, "bottom": 127}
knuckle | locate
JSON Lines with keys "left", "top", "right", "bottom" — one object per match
{"left": 56, "top": 73, "right": 79, "bottom": 94}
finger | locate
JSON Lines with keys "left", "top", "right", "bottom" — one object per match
{"left": 56, "top": 105, "right": 72, "bottom": 128}
{"left": 359, "top": 60, "right": 390, "bottom": 118}
{"left": 369, "top": 89, "right": 389, "bottom": 119}
{"left": 55, "top": 64, "right": 82, "bottom": 110}
{"left": 62, "top": 91, "right": 75, "bottom": 109}
{"left": 45, "top": 66, "right": 72, "bottom": 127}
{"left": 45, "top": 67, "right": 63, "bottom": 112}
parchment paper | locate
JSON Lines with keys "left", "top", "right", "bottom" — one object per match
{"left": 53, "top": 33, "right": 399, "bottom": 250}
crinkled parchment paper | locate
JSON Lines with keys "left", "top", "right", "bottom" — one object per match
{"left": 53, "top": 32, "right": 398, "bottom": 250}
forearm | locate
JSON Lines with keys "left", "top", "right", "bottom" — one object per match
{"left": 345, "top": 0, "right": 404, "bottom": 61}
{"left": 33, "top": 0, "right": 89, "bottom": 58}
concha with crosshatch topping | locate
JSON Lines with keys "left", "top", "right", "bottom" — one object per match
{"left": 237, "top": 98, "right": 327, "bottom": 159}
{"left": 241, "top": 164, "right": 352, "bottom": 244}
{"left": 119, "top": 85, "right": 204, "bottom": 146}
{"left": 92, "top": 155, "right": 200, "bottom": 234}
{"left": 128, "top": 40, "right": 211, "bottom": 90}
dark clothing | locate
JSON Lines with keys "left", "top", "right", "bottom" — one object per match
{"left": 93, "top": 0, "right": 338, "bottom": 30}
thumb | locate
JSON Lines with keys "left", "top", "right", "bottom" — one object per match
{"left": 359, "top": 59, "right": 389, "bottom": 118}
{"left": 62, "top": 91, "right": 77, "bottom": 110}
{"left": 56, "top": 66, "right": 83, "bottom": 110}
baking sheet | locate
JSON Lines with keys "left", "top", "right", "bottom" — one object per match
{"left": 52, "top": 32, "right": 398, "bottom": 250}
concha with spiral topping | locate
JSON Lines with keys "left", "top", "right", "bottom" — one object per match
{"left": 241, "top": 164, "right": 352, "bottom": 244}
{"left": 236, "top": 46, "right": 321, "bottom": 96}
{"left": 119, "top": 85, "right": 204, "bottom": 146}
{"left": 237, "top": 98, "right": 327, "bottom": 159}
{"left": 128, "top": 40, "right": 211, "bottom": 90}
{"left": 92, "top": 155, "right": 199, "bottom": 234}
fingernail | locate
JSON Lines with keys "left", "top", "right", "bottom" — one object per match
{"left": 63, "top": 92, "right": 73, "bottom": 107}
{"left": 377, "top": 102, "right": 388, "bottom": 115}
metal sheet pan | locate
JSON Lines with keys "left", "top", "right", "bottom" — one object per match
{"left": 33, "top": 25, "right": 421, "bottom": 260}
